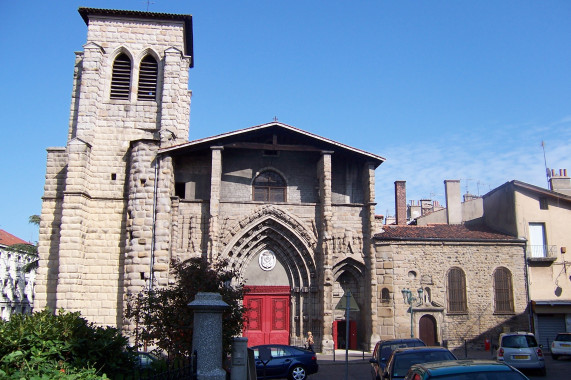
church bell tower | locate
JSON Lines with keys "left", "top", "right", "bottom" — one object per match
{"left": 36, "top": 8, "right": 193, "bottom": 326}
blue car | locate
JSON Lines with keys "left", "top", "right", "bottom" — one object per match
{"left": 251, "top": 344, "right": 318, "bottom": 380}
{"left": 370, "top": 338, "right": 426, "bottom": 380}
{"left": 383, "top": 347, "right": 457, "bottom": 380}
{"left": 404, "top": 359, "right": 529, "bottom": 380}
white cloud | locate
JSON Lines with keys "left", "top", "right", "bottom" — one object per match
{"left": 374, "top": 118, "right": 571, "bottom": 217}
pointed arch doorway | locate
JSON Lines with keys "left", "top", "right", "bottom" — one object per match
{"left": 243, "top": 286, "right": 290, "bottom": 346}
{"left": 223, "top": 207, "right": 317, "bottom": 348}
{"left": 419, "top": 314, "right": 437, "bottom": 346}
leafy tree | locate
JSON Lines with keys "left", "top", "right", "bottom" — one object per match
{"left": 0, "top": 309, "right": 134, "bottom": 379}
{"left": 126, "top": 257, "right": 246, "bottom": 358}
{"left": 29, "top": 214, "right": 41, "bottom": 226}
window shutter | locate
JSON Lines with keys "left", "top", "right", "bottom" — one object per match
{"left": 494, "top": 268, "right": 514, "bottom": 313}
{"left": 448, "top": 268, "right": 467, "bottom": 313}
{"left": 138, "top": 55, "right": 158, "bottom": 100}
{"left": 110, "top": 54, "right": 131, "bottom": 99}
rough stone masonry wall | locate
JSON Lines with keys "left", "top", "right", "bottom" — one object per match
{"left": 385, "top": 241, "right": 528, "bottom": 351}
{"left": 37, "top": 13, "right": 191, "bottom": 328}
{"left": 125, "top": 142, "right": 174, "bottom": 298}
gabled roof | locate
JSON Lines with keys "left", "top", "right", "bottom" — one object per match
{"left": 0, "top": 229, "right": 30, "bottom": 247}
{"left": 159, "top": 122, "right": 385, "bottom": 166}
{"left": 374, "top": 224, "right": 522, "bottom": 243}
{"left": 484, "top": 180, "right": 571, "bottom": 203}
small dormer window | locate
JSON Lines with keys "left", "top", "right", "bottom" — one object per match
{"left": 110, "top": 53, "right": 131, "bottom": 99}
{"left": 253, "top": 170, "right": 286, "bottom": 202}
{"left": 138, "top": 55, "right": 158, "bottom": 100}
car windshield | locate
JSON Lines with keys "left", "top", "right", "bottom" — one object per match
{"left": 431, "top": 371, "right": 526, "bottom": 380}
{"left": 555, "top": 334, "right": 571, "bottom": 342}
{"left": 501, "top": 335, "right": 538, "bottom": 348}
{"left": 392, "top": 351, "right": 455, "bottom": 377}
{"left": 381, "top": 341, "right": 425, "bottom": 361}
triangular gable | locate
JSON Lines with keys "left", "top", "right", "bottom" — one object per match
{"left": 159, "top": 122, "right": 385, "bottom": 166}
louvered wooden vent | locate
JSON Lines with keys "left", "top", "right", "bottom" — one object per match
{"left": 494, "top": 267, "right": 514, "bottom": 313}
{"left": 138, "top": 55, "right": 158, "bottom": 100}
{"left": 110, "top": 54, "right": 131, "bottom": 99}
{"left": 447, "top": 267, "right": 467, "bottom": 313}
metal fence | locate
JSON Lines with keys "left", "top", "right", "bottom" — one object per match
{"left": 136, "top": 352, "right": 197, "bottom": 380}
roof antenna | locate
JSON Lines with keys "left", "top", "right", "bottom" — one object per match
{"left": 145, "top": 0, "right": 155, "bottom": 11}
{"left": 541, "top": 141, "right": 550, "bottom": 188}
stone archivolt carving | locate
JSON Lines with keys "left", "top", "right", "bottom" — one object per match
{"left": 220, "top": 205, "right": 317, "bottom": 250}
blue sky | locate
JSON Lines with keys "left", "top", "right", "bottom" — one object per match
{"left": 1, "top": 0, "right": 570, "bottom": 243}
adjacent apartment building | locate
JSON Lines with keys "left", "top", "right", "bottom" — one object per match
{"left": 482, "top": 170, "right": 571, "bottom": 347}
{"left": 0, "top": 230, "right": 35, "bottom": 320}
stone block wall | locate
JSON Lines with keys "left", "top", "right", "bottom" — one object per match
{"left": 375, "top": 241, "right": 528, "bottom": 351}
{"left": 36, "top": 10, "right": 193, "bottom": 328}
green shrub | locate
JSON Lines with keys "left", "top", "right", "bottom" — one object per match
{"left": 0, "top": 309, "right": 135, "bottom": 379}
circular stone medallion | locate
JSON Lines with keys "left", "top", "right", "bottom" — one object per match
{"left": 259, "top": 249, "right": 276, "bottom": 271}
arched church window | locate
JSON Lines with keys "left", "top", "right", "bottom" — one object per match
{"left": 447, "top": 267, "right": 467, "bottom": 313}
{"left": 381, "top": 288, "right": 390, "bottom": 303}
{"left": 138, "top": 55, "right": 158, "bottom": 100}
{"left": 494, "top": 267, "right": 514, "bottom": 313}
{"left": 253, "top": 171, "right": 286, "bottom": 202}
{"left": 110, "top": 53, "right": 132, "bottom": 99}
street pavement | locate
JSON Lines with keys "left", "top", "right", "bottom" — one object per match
{"left": 309, "top": 350, "right": 570, "bottom": 380}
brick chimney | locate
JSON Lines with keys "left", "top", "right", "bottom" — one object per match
{"left": 395, "top": 181, "right": 407, "bottom": 225}
{"left": 549, "top": 169, "right": 571, "bottom": 196}
{"left": 444, "top": 180, "right": 461, "bottom": 225}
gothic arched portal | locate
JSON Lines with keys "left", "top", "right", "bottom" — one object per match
{"left": 332, "top": 258, "right": 366, "bottom": 350}
{"left": 220, "top": 206, "right": 318, "bottom": 347}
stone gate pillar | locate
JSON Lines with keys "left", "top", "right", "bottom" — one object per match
{"left": 188, "top": 292, "right": 229, "bottom": 380}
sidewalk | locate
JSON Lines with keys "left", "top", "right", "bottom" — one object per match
{"left": 316, "top": 348, "right": 497, "bottom": 364}
{"left": 316, "top": 349, "right": 371, "bottom": 364}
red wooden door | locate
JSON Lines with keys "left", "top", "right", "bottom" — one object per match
{"left": 333, "top": 320, "right": 357, "bottom": 349}
{"left": 243, "top": 286, "right": 290, "bottom": 346}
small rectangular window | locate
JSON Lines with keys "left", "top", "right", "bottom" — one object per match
{"left": 539, "top": 197, "right": 548, "bottom": 210}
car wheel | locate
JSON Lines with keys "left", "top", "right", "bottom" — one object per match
{"left": 552, "top": 354, "right": 559, "bottom": 360}
{"left": 289, "top": 365, "right": 307, "bottom": 380}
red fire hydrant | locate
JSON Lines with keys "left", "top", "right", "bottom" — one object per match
{"left": 484, "top": 338, "right": 491, "bottom": 351}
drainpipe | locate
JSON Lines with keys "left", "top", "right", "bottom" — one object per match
{"left": 523, "top": 241, "right": 532, "bottom": 331}
{"left": 149, "top": 156, "right": 159, "bottom": 291}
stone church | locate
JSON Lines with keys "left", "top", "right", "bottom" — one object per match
{"left": 36, "top": 8, "right": 529, "bottom": 353}
{"left": 35, "top": 8, "right": 385, "bottom": 352}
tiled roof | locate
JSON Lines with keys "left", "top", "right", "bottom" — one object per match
{"left": 0, "top": 229, "right": 30, "bottom": 246}
{"left": 374, "top": 224, "right": 521, "bottom": 242}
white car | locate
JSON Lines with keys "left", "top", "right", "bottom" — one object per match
{"left": 496, "top": 332, "right": 545, "bottom": 376}
{"left": 551, "top": 332, "right": 571, "bottom": 360}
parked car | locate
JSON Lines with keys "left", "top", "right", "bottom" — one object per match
{"left": 370, "top": 338, "right": 426, "bottom": 380}
{"left": 404, "top": 359, "right": 530, "bottom": 380}
{"left": 251, "top": 344, "right": 318, "bottom": 380}
{"left": 135, "top": 351, "right": 159, "bottom": 369}
{"left": 550, "top": 332, "right": 571, "bottom": 360}
{"left": 495, "top": 332, "right": 545, "bottom": 376}
{"left": 383, "top": 347, "right": 457, "bottom": 380}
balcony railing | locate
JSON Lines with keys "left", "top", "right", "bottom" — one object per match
{"left": 526, "top": 245, "right": 557, "bottom": 260}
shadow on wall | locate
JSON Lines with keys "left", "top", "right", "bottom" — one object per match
{"left": 446, "top": 309, "right": 530, "bottom": 359}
